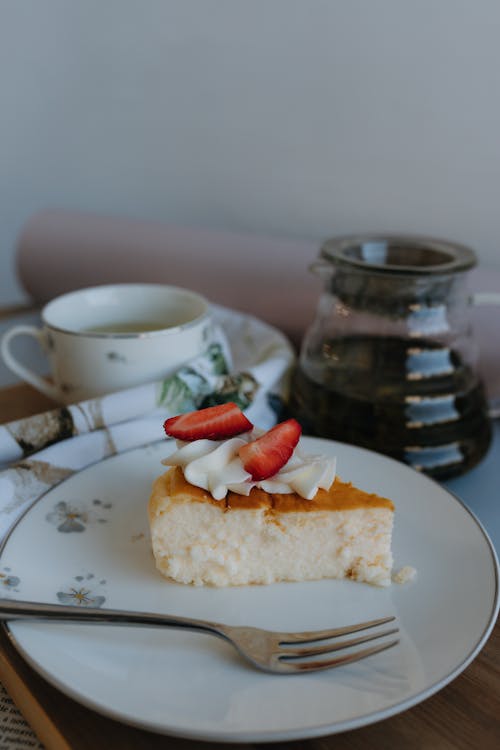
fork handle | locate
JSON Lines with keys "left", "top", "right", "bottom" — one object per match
{"left": 0, "top": 598, "right": 225, "bottom": 639}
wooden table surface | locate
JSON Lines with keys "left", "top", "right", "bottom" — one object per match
{"left": 0, "top": 383, "right": 499, "bottom": 750}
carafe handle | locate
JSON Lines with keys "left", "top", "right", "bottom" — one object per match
{"left": 471, "top": 292, "right": 500, "bottom": 419}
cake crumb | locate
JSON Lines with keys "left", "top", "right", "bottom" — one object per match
{"left": 392, "top": 565, "right": 417, "bottom": 584}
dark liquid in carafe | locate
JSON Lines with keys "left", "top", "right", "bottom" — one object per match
{"left": 289, "top": 335, "right": 492, "bottom": 479}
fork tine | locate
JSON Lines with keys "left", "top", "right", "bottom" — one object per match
{"left": 279, "top": 638, "right": 400, "bottom": 673}
{"left": 277, "top": 615, "right": 396, "bottom": 645}
{"left": 278, "top": 627, "right": 399, "bottom": 659}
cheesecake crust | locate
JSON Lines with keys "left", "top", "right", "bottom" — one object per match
{"left": 149, "top": 466, "right": 394, "bottom": 518}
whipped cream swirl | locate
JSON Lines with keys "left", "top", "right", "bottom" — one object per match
{"left": 162, "top": 431, "right": 336, "bottom": 501}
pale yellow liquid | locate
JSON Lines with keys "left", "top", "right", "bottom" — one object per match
{"left": 82, "top": 320, "right": 170, "bottom": 334}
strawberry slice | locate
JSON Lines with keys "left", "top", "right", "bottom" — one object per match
{"left": 238, "top": 419, "right": 302, "bottom": 481}
{"left": 163, "top": 402, "right": 253, "bottom": 441}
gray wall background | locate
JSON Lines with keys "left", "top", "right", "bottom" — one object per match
{"left": 1, "top": 0, "right": 500, "bottom": 303}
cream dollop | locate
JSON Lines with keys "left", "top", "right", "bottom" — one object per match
{"left": 162, "top": 431, "right": 336, "bottom": 501}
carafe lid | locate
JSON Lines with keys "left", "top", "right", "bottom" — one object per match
{"left": 319, "top": 234, "right": 476, "bottom": 275}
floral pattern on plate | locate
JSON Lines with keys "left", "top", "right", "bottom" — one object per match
{"left": 0, "top": 566, "right": 21, "bottom": 596}
{"left": 57, "top": 573, "right": 106, "bottom": 607}
{"left": 46, "top": 499, "right": 113, "bottom": 533}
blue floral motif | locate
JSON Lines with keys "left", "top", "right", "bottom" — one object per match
{"left": 57, "top": 588, "right": 105, "bottom": 607}
{"left": 57, "top": 573, "right": 106, "bottom": 607}
{"left": 46, "top": 501, "right": 86, "bottom": 532}
{"left": 46, "top": 499, "right": 112, "bottom": 533}
{"left": 0, "top": 566, "right": 20, "bottom": 593}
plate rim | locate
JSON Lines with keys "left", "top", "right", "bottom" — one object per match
{"left": 1, "top": 437, "right": 499, "bottom": 743}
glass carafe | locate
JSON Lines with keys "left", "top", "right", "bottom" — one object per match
{"left": 290, "top": 235, "right": 494, "bottom": 479}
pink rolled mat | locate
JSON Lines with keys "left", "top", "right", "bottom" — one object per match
{"left": 16, "top": 210, "right": 320, "bottom": 347}
{"left": 16, "top": 209, "right": 500, "bottom": 399}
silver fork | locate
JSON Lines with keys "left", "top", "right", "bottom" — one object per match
{"left": 0, "top": 599, "right": 399, "bottom": 674}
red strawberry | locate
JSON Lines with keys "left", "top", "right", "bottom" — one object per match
{"left": 163, "top": 402, "right": 253, "bottom": 441}
{"left": 238, "top": 419, "right": 302, "bottom": 481}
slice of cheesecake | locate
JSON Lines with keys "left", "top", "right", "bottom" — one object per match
{"left": 148, "top": 465, "right": 394, "bottom": 587}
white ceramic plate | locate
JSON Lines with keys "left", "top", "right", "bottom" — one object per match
{"left": 0, "top": 438, "right": 498, "bottom": 743}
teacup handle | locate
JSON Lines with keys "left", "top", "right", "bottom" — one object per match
{"left": 471, "top": 292, "right": 500, "bottom": 419}
{"left": 0, "top": 325, "right": 61, "bottom": 401}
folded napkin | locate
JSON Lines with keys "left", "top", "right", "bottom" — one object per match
{"left": 0, "top": 305, "right": 294, "bottom": 539}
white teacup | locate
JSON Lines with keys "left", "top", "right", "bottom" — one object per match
{"left": 1, "top": 284, "right": 214, "bottom": 404}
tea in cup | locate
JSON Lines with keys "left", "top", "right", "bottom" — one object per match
{"left": 1, "top": 284, "right": 214, "bottom": 404}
